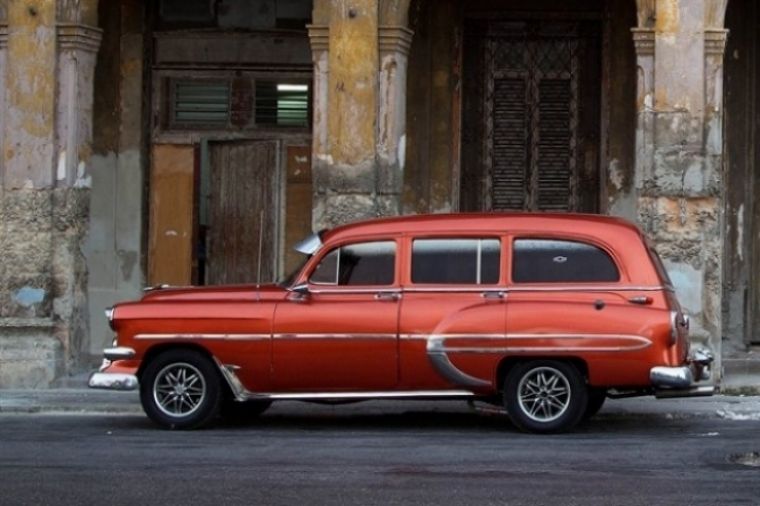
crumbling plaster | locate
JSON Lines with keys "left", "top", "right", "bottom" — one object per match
{"left": 632, "top": 0, "right": 728, "bottom": 374}
{"left": 310, "top": 0, "right": 412, "bottom": 229}
{"left": 0, "top": 0, "right": 101, "bottom": 386}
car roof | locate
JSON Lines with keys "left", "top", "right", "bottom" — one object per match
{"left": 323, "top": 212, "right": 643, "bottom": 243}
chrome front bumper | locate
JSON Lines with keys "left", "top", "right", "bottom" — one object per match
{"left": 88, "top": 372, "right": 139, "bottom": 391}
{"left": 650, "top": 347, "right": 715, "bottom": 398}
{"left": 87, "top": 346, "right": 139, "bottom": 391}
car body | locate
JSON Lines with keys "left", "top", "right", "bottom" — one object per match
{"left": 90, "top": 213, "right": 714, "bottom": 432}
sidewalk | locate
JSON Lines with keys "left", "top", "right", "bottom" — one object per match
{"left": 1, "top": 384, "right": 759, "bottom": 420}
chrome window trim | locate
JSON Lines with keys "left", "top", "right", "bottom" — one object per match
{"left": 503, "top": 285, "right": 665, "bottom": 293}
{"left": 400, "top": 285, "right": 665, "bottom": 293}
{"left": 307, "top": 288, "right": 402, "bottom": 295}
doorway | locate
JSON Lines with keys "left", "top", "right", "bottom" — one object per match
{"left": 205, "top": 140, "right": 280, "bottom": 285}
{"left": 461, "top": 19, "right": 601, "bottom": 212}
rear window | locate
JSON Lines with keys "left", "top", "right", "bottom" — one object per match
{"left": 512, "top": 239, "right": 620, "bottom": 283}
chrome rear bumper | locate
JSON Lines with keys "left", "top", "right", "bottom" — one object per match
{"left": 650, "top": 347, "right": 715, "bottom": 398}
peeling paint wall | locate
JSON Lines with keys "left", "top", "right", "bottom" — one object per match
{"left": 311, "top": 0, "right": 411, "bottom": 229}
{"left": 84, "top": 0, "right": 145, "bottom": 359}
{"left": 633, "top": 0, "right": 728, "bottom": 375}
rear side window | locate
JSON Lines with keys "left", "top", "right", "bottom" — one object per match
{"left": 412, "top": 239, "right": 500, "bottom": 284}
{"left": 512, "top": 239, "right": 619, "bottom": 283}
{"left": 310, "top": 241, "right": 396, "bottom": 286}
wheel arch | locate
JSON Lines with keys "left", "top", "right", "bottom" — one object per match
{"left": 495, "top": 356, "right": 589, "bottom": 392}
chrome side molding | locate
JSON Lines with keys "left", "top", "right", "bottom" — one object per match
{"left": 212, "top": 359, "right": 476, "bottom": 401}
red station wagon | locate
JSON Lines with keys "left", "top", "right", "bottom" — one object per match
{"left": 90, "top": 213, "right": 714, "bottom": 433}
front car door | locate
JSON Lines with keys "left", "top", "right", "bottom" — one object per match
{"left": 271, "top": 240, "right": 400, "bottom": 391}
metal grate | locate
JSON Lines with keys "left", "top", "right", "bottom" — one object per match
{"left": 484, "top": 22, "right": 582, "bottom": 212}
{"left": 173, "top": 81, "right": 230, "bottom": 125}
{"left": 255, "top": 81, "right": 310, "bottom": 127}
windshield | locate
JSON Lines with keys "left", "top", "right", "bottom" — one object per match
{"left": 278, "top": 255, "right": 311, "bottom": 287}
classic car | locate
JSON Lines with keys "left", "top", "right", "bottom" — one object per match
{"left": 89, "top": 213, "right": 714, "bottom": 433}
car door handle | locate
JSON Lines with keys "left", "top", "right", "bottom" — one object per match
{"left": 375, "top": 292, "right": 401, "bottom": 301}
{"left": 481, "top": 291, "right": 506, "bottom": 300}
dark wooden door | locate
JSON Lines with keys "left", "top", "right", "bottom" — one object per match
{"left": 207, "top": 140, "right": 278, "bottom": 285}
{"left": 462, "top": 20, "right": 601, "bottom": 213}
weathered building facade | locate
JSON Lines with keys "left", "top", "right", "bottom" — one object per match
{"left": 0, "top": 0, "right": 758, "bottom": 388}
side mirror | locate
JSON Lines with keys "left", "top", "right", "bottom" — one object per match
{"left": 289, "top": 283, "right": 309, "bottom": 295}
{"left": 287, "top": 283, "right": 310, "bottom": 302}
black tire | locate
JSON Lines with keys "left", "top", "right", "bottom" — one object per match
{"left": 503, "top": 360, "right": 588, "bottom": 434}
{"left": 583, "top": 388, "right": 607, "bottom": 421}
{"left": 140, "top": 349, "right": 222, "bottom": 430}
{"left": 221, "top": 399, "right": 272, "bottom": 424}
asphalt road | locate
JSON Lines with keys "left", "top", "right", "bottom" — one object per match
{"left": 1, "top": 402, "right": 759, "bottom": 506}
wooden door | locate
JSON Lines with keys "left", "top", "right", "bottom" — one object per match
{"left": 207, "top": 140, "right": 279, "bottom": 285}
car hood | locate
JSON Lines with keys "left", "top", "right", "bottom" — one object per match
{"left": 139, "top": 284, "right": 288, "bottom": 303}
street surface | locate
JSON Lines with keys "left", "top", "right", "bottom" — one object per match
{"left": 1, "top": 400, "right": 759, "bottom": 506}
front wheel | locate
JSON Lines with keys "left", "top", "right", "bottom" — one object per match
{"left": 140, "top": 349, "right": 222, "bottom": 430}
{"left": 503, "top": 360, "right": 588, "bottom": 434}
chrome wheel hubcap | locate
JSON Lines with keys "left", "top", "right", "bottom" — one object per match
{"left": 153, "top": 362, "right": 206, "bottom": 417}
{"left": 517, "top": 367, "right": 571, "bottom": 423}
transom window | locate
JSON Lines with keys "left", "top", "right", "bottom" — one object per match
{"left": 512, "top": 239, "right": 619, "bottom": 283}
{"left": 411, "top": 239, "right": 501, "bottom": 284}
{"left": 166, "top": 77, "right": 311, "bottom": 131}
{"left": 310, "top": 241, "right": 396, "bottom": 286}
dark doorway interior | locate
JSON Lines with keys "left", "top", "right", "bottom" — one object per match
{"left": 724, "top": 0, "right": 760, "bottom": 346}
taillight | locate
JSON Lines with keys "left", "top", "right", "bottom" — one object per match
{"left": 669, "top": 310, "right": 689, "bottom": 346}
{"left": 105, "top": 307, "right": 116, "bottom": 330}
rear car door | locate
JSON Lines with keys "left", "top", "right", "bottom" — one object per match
{"left": 398, "top": 237, "right": 506, "bottom": 390}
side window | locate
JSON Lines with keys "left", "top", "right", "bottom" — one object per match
{"left": 512, "top": 239, "right": 620, "bottom": 283}
{"left": 412, "top": 239, "right": 501, "bottom": 284}
{"left": 310, "top": 241, "right": 396, "bottom": 286}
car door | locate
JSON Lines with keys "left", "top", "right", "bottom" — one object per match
{"left": 271, "top": 240, "right": 400, "bottom": 391}
{"left": 398, "top": 237, "right": 507, "bottom": 391}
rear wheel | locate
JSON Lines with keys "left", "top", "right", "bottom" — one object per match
{"left": 504, "top": 360, "right": 588, "bottom": 433}
{"left": 140, "top": 349, "right": 222, "bottom": 430}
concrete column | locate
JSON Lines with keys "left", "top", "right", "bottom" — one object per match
{"left": 307, "top": 24, "right": 329, "bottom": 193}
{"left": 309, "top": 1, "right": 413, "bottom": 230}
{"left": 632, "top": 0, "right": 728, "bottom": 375}
{"left": 377, "top": 26, "right": 413, "bottom": 215}
{"left": 631, "top": 27, "right": 655, "bottom": 205}
{"left": 0, "top": 0, "right": 101, "bottom": 386}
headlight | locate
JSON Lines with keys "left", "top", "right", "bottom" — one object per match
{"left": 105, "top": 307, "right": 116, "bottom": 331}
